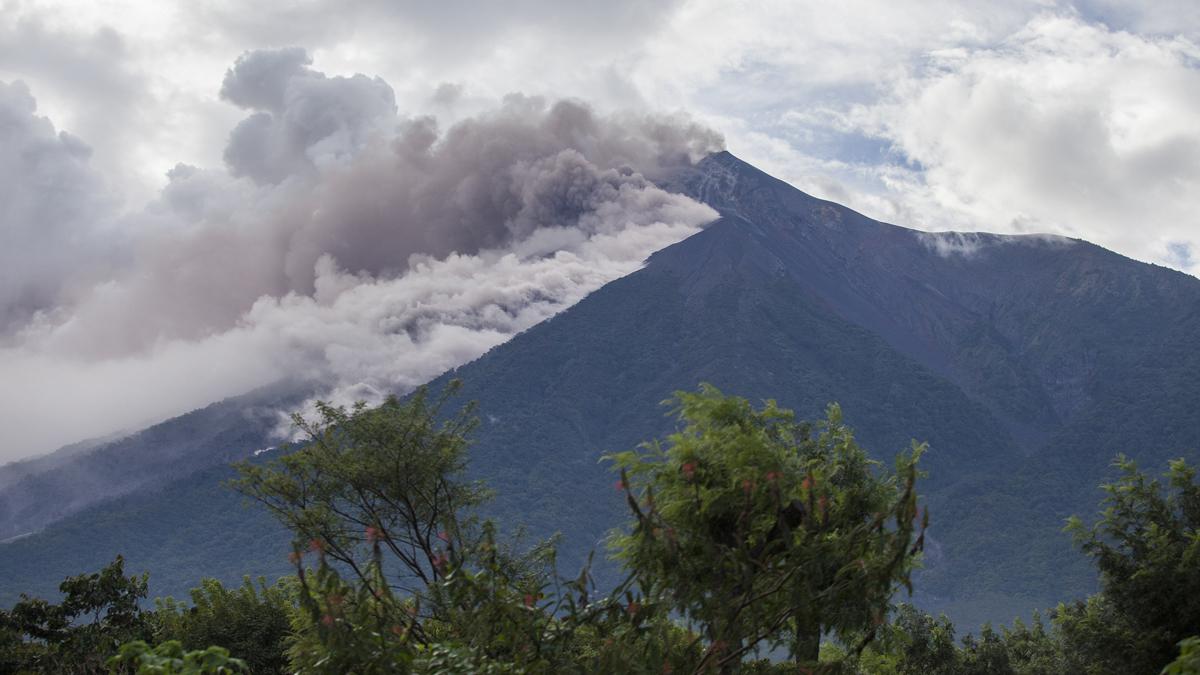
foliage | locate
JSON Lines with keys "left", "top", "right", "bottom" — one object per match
{"left": 1163, "top": 637, "right": 1200, "bottom": 675}
{"left": 985, "top": 614, "right": 1076, "bottom": 675}
{"left": 282, "top": 520, "right": 702, "bottom": 673}
{"left": 232, "top": 381, "right": 489, "bottom": 598}
{"left": 152, "top": 577, "right": 294, "bottom": 674}
{"left": 0, "top": 562, "right": 291, "bottom": 673}
{"left": 857, "top": 456, "right": 1200, "bottom": 675}
{"left": 0, "top": 555, "right": 152, "bottom": 674}
{"left": 853, "top": 606, "right": 1083, "bottom": 675}
{"left": 106, "top": 640, "right": 247, "bottom": 674}
{"left": 608, "top": 385, "right": 926, "bottom": 670}
{"left": 1063, "top": 455, "right": 1200, "bottom": 672}
{"left": 8, "top": 384, "right": 1197, "bottom": 673}
{"left": 239, "top": 382, "right": 706, "bottom": 673}
{"left": 237, "top": 383, "right": 929, "bottom": 672}
{"left": 855, "top": 603, "right": 958, "bottom": 674}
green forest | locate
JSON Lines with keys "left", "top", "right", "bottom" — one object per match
{"left": 2, "top": 382, "right": 1197, "bottom": 674}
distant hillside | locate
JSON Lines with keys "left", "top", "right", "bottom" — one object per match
{"left": 0, "top": 461, "right": 291, "bottom": 605}
{"left": 0, "top": 381, "right": 307, "bottom": 542}
{"left": 2, "top": 152, "right": 1197, "bottom": 633}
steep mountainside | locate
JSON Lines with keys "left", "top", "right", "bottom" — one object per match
{"left": 2, "top": 152, "right": 1197, "bottom": 631}
{"left": 432, "top": 151, "right": 1200, "bottom": 625}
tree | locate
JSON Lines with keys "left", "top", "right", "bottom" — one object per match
{"left": 989, "top": 613, "right": 1075, "bottom": 675}
{"left": 232, "top": 382, "right": 488, "bottom": 608}
{"left": 1063, "top": 455, "right": 1200, "bottom": 672}
{"left": 107, "top": 640, "right": 248, "bottom": 674}
{"left": 1163, "top": 636, "right": 1200, "bottom": 675}
{"left": 608, "top": 385, "right": 927, "bottom": 670}
{"left": 234, "top": 381, "right": 701, "bottom": 672}
{"left": 151, "top": 577, "right": 294, "bottom": 674}
{"left": 213, "top": 382, "right": 941, "bottom": 670}
{"left": 863, "top": 455, "right": 1200, "bottom": 675}
{"left": 0, "top": 556, "right": 151, "bottom": 674}
{"left": 855, "top": 603, "right": 959, "bottom": 675}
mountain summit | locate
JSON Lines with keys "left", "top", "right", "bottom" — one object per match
{"left": 2, "top": 151, "right": 1198, "bottom": 630}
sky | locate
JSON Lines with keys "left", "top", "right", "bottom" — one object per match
{"left": 1, "top": 0, "right": 1198, "bottom": 461}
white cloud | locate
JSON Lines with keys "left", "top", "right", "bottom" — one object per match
{"left": 853, "top": 14, "right": 1200, "bottom": 273}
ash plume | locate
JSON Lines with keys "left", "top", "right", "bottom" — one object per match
{"left": 0, "top": 47, "right": 723, "bottom": 460}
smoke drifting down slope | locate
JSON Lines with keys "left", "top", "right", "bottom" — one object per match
{"left": 0, "top": 48, "right": 722, "bottom": 460}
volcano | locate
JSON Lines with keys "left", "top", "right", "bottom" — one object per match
{"left": 3, "top": 151, "right": 1199, "bottom": 629}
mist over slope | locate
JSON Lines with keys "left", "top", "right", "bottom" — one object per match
{"left": 0, "top": 382, "right": 302, "bottom": 541}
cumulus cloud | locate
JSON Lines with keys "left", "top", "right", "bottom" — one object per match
{"left": 5, "top": 1, "right": 1196, "bottom": 281}
{"left": 220, "top": 47, "right": 398, "bottom": 183}
{"left": 0, "top": 51, "right": 721, "bottom": 461}
{"left": 852, "top": 15, "right": 1200, "bottom": 273}
{"left": 0, "top": 81, "right": 121, "bottom": 333}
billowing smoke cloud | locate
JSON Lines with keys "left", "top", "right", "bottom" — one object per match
{"left": 0, "top": 48, "right": 722, "bottom": 461}
{"left": 852, "top": 15, "right": 1200, "bottom": 274}
{"left": 220, "top": 47, "right": 398, "bottom": 185}
{"left": 0, "top": 81, "right": 120, "bottom": 334}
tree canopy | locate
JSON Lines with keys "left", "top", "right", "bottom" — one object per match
{"left": 608, "top": 385, "right": 926, "bottom": 669}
